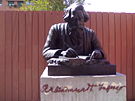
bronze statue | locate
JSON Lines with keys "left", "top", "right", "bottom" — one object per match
{"left": 42, "top": 3, "right": 116, "bottom": 76}
{"left": 43, "top": 4, "right": 105, "bottom": 63}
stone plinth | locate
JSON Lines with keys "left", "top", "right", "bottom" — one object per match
{"left": 40, "top": 67, "right": 126, "bottom": 101}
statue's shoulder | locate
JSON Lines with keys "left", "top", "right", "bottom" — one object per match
{"left": 51, "top": 23, "right": 67, "bottom": 30}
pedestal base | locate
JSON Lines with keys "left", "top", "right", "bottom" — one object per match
{"left": 40, "top": 68, "right": 126, "bottom": 101}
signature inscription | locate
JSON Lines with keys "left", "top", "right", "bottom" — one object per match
{"left": 41, "top": 83, "right": 126, "bottom": 94}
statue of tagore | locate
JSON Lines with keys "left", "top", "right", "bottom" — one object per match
{"left": 42, "top": 3, "right": 110, "bottom": 67}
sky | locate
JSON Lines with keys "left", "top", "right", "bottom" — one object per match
{"left": 84, "top": 0, "right": 135, "bottom": 13}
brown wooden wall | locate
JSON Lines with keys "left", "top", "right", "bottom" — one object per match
{"left": 0, "top": 11, "right": 135, "bottom": 101}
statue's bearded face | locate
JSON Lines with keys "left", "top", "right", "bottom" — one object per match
{"left": 69, "top": 10, "right": 85, "bottom": 29}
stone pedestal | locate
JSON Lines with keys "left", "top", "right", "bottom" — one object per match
{"left": 40, "top": 67, "right": 126, "bottom": 101}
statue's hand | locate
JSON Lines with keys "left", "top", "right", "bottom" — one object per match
{"left": 61, "top": 48, "right": 78, "bottom": 57}
{"left": 91, "top": 50, "right": 102, "bottom": 59}
{"left": 85, "top": 50, "right": 102, "bottom": 64}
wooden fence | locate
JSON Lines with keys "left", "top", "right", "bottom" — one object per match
{"left": 0, "top": 11, "right": 135, "bottom": 101}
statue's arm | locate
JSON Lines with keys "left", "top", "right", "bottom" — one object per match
{"left": 42, "top": 25, "right": 62, "bottom": 60}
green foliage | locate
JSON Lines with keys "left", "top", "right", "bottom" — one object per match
{"left": 64, "top": 0, "right": 85, "bottom": 7}
{"left": 20, "top": 0, "right": 66, "bottom": 11}
{"left": 20, "top": 0, "right": 86, "bottom": 11}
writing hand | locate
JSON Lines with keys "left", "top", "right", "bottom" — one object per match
{"left": 61, "top": 48, "right": 78, "bottom": 57}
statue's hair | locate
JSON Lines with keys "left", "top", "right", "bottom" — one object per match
{"left": 63, "top": 3, "right": 89, "bottom": 22}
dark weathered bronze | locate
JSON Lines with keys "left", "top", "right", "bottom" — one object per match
{"left": 47, "top": 57, "right": 116, "bottom": 76}
{"left": 48, "top": 64, "right": 116, "bottom": 76}
{"left": 43, "top": 4, "right": 104, "bottom": 60}
{"left": 42, "top": 3, "right": 116, "bottom": 75}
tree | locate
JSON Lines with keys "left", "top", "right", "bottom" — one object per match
{"left": 20, "top": 0, "right": 85, "bottom": 11}
{"left": 64, "top": 0, "right": 85, "bottom": 7}
{"left": 20, "top": 0, "right": 66, "bottom": 11}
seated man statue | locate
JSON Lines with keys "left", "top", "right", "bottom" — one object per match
{"left": 42, "top": 3, "right": 107, "bottom": 65}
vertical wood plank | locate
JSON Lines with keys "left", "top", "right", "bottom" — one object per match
{"left": 44, "top": 11, "right": 47, "bottom": 43}
{"left": 109, "top": 13, "right": 115, "bottom": 64}
{"left": 51, "top": 11, "right": 59, "bottom": 24}
{"left": 90, "top": 12, "right": 97, "bottom": 32}
{"left": 38, "top": 12, "right": 46, "bottom": 76}
{"left": 115, "top": 13, "right": 121, "bottom": 72}
{"left": 25, "top": 11, "right": 32, "bottom": 101}
{"left": 126, "top": 14, "right": 133, "bottom": 100}
{"left": 121, "top": 14, "right": 127, "bottom": 75}
{"left": 18, "top": 12, "right": 26, "bottom": 101}
{"left": 133, "top": 14, "right": 135, "bottom": 100}
{"left": 55, "top": 11, "right": 64, "bottom": 23}
{"left": 0, "top": 11, "right": 6, "bottom": 101}
{"left": 12, "top": 11, "right": 19, "bottom": 101}
{"left": 96, "top": 13, "right": 103, "bottom": 46}
{"left": 32, "top": 12, "right": 39, "bottom": 101}
{"left": 102, "top": 13, "right": 109, "bottom": 59}
{"left": 5, "top": 11, "right": 12, "bottom": 101}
